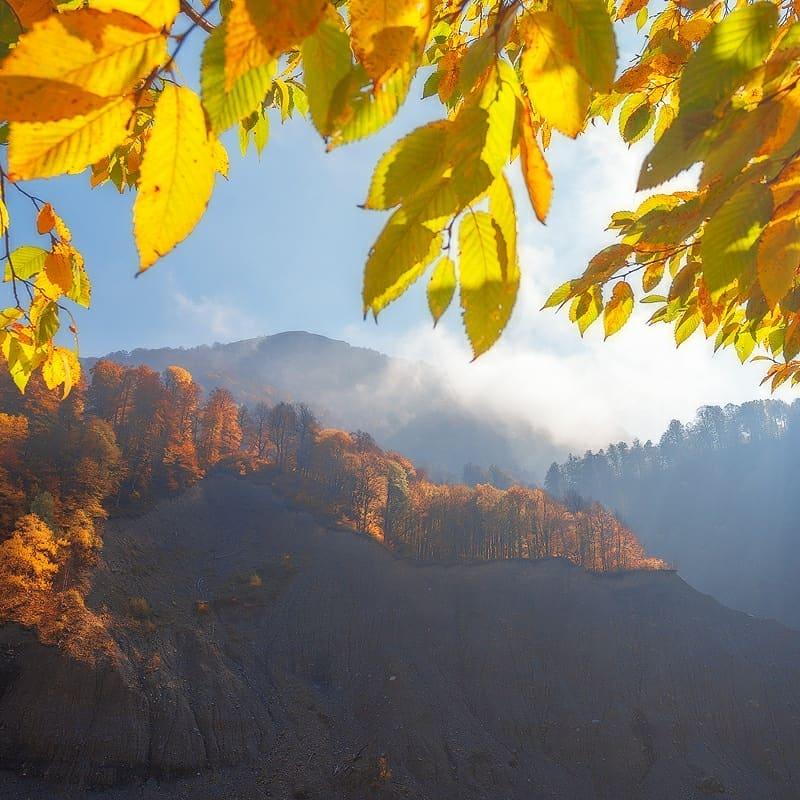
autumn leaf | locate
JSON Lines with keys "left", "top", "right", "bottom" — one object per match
{"left": 0, "top": 9, "right": 166, "bottom": 121}
{"left": 36, "top": 204, "right": 55, "bottom": 235}
{"left": 758, "top": 218, "right": 800, "bottom": 308}
{"left": 603, "top": 280, "right": 633, "bottom": 338}
{"left": 9, "top": 96, "right": 134, "bottom": 180}
{"left": 519, "top": 106, "right": 552, "bottom": 223}
{"left": 133, "top": 85, "right": 216, "bottom": 271}
{"left": 201, "top": 21, "right": 276, "bottom": 134}
{"left": 520, "top": 11, "right": 590, "bottom": 138}
{"left": 349, "top": 0, "right": 432, "bottom": 85}
{"left": 225, "top": 0, "right": 327, "bottom": 89}
{"left": 89, "top": 0, "right": 180, "bottom": 31}
{"left": 459, "top": 210, "right": 519, "bottom": 359}
{"left": 427, "top": 256, "right": 456, "bottom": 325}
{"left": 44, "top": 245, "right": 73, "bottom": 294}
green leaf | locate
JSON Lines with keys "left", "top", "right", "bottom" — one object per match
{"left": 301, "top": 15, "right": 354, "bottom": 137}
{"left": 201, "top": 22, "right": 276, "bottom": 134}
{"left": 459, "top": 210, "right": 519, "bottom": 358}
{"left": 3, "top": 245, "right": 47, "bottom": 281}
{"left": 35, "top": 301, "right": 59, "bottom": 345}
{"left": 543, "top": 280, "right": 579, "bottom": 309}
{"left": 329, "top": 63, "right": 412, "bottom": 148}
{"left": 680, "top": 2, "right": 778, "bottom": 116}
{"left": 363, "top": 212, "right": 441, "bottom": 316}
{"left": 554, "top": 0, "right": 617, "bottom": 91}
{"left": 364, "top": 121, "right": 450, "bottom": 210}
{"left": 701, "top": 181, "right": 772, "bottom": 297}
{"left": 674, "top": 308, "right": 701, "bottom": 346}
{"left": 67, "top": 263, "right": 91, "bottom": 308}
{"left": 253, "top": 111, "right": 269, "bottom": 154}
{"left": 427, "top": 255, "right": 456, "bottom": 325}
{"left": 1, "top": 333, "right": 44, "bottom": 392}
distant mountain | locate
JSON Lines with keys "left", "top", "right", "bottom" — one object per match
{"left": 4, "top": 474, "right": 800, "bottom": 798}
{"left": 89, "top": 331, "right": 564, "bottom": 481}
{"left": 548, "top": 399, "right": 800, "bottom": 629}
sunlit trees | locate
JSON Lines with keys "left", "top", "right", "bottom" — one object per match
{"left": 0, "top": 514, "right": 63, "bottom": 595}
{"left": 160, "top": 366, "right": 203, "bottom": 490}
{"left": 199, "top": 388, "right": 243, "bottom": 467}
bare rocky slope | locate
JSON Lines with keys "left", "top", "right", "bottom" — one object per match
{"left": 1, "top": 474, "right": 800, "bottom": 800}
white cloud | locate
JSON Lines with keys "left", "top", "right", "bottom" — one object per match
{"left": 173, "top": 291, "right": 262, "bottom": 342}
{"left": 346, "top": 122, "right": 789, "bottom": 461}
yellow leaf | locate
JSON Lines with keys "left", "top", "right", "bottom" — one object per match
{"left": 520, "top": 11, "right": 590, "bottom": 138}
{"left": 757, "top": 218, "right": 800, "bottom": 308}
{"left": 133, "top": 84, "right": 216, "bottom": 271}
{"left": 47, "top": 346, "right": 79, "bottom": 397}
{"left": 616, "top": 0, "right": 647, "bottom": 20}
{"left": 350, "top": 0, "right": 432, "bottom": 84}
{"left": 519, "top": 105, "right": 552, "bottom": 223}
{"left": 0, "top": 9, "right": 166, "bottom": 122}
{"left": 88, "top": 0, "right": 179, "bottom": 30}
{"left": 225, "top": 0, "right": 327, "bottom": 89}
{"left": 570, "top": 285, "right": 602, "bottom": 335}
{"left": 8, "top": 96, "right": 134, "bottom": 179}
{"left": 41, "top": 346, "right": 66, "bottom": 390}
{"left": 44, "top": 245, "right": 73, "bottom": 294}
{"left": 427, "top": 255, "right": 456, "bottom": 325}
{"left": 459, "top": 210, "right": 519, "bottom": 358}
{"left": 0, "top": 200, "right": 9, "bottom": 238}
{"left": 488, "top": 172, "right": 517, "bottom": 273}
{"left": 363, "top": 213, "right": 441, "bottom": 315}
{"left": 0, "top": 77, "right": 111, "bottom": 123}
{"left": 603, "top": 280, "right": 633, "bottom": 338}
{"left": 36, "top": 203, "right": 55, "bottom": 234}
{"left": 365, "top": 121, "right": 450, "bottom": 210}
{"left": 211, "top": 135, "right": 229, "bottom": 177}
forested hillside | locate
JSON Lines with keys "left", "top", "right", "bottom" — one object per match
{"left": 2, "top": 476, "right": 799, "bottom": 800}
{"left": 546, "top": 400, "right": 800, "bottom": 628}
{"left": 90, "top": 332, "right": 563, "bottom": 481}
{"left": 0, "top": 360, "right": 664, "bottom": 654}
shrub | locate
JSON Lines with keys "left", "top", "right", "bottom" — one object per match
{"left": 127, "top": 596, "right": 152, "bottom": 620}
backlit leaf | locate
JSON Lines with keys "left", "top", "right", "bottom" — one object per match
{"left": 89, "top": 0, "right": 179, "bottom": 30}
{"left": 0, "top": 9, "right": 166, "bottom": 121}
{"left": 133, "top": 84, "right": 216, "bottom": 271}
{"left": 365, "top": 121, "right": 449, "bottom": 210}
{"left": 758, "top": 218, "right": 800, "bottom": 308}
{"left": 201, "top": 21, "right": 276, "bottom": 134}
{"left": 519, "top": 106, "right": 552, "bottom": 223}
{"left": 701, "top": 181, "right": 772, "bottom": 297}
{"left": 8, "top": 95, "right": 134, "bottom": 179}
{"left": 301, "top": 13, "right": 353, "bottom": 136}
{"left": 459, "top": 210, "right": 519, "bottom": 358}
{"left": 349, "top": 0, "right": 432, "bottom": 84}
{"left": 554, "top": 0, "right": 617, "bottom": 91}
{"left": 603, "top": 280, "right": 633, "bottom": 338}
{"left": 680, "top": 2, "right": 777, "bottom": 116}
{"left": 520, "top": 11, "right": 590, "bottom": 138}
{"left": 427, "top": 255, "right": 456, "bottom": 325}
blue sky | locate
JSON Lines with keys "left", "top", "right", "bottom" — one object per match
{"left": 4, "top": 22, "right": 789, "bottom": 451}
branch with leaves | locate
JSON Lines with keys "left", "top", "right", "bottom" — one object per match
{"left": 0, "top": 0, "right": 798, "bottom": 396}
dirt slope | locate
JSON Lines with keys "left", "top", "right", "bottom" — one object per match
{"left": 1, "top": 474, "right": 800, "bottom": 800}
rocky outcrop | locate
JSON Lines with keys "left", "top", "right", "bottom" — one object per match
{"left": 1, "top": 475, "right": 800, "bottom": 799}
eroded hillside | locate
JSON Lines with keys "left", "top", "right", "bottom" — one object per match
{"left": 2, "top": 475, "right": 800, "bottom": 800}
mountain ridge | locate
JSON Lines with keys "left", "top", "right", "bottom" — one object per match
{"left": 87, "top": 331, "right": 564, "bottom": 482}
